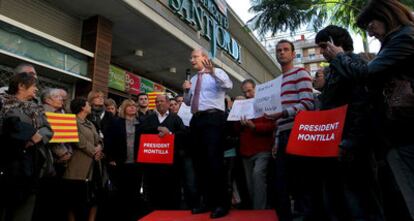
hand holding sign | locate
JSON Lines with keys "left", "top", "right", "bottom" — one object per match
{"left": 158, "top": 126, "right": 170, "bottom": 137}
{"left": 264, "top": 111, "right": 284, "bottom": 120}
{"left": 240, "top": 116, "right": 255, "bottom": 129}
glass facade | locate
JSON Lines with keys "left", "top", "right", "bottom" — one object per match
{"left": 0, "top": 21, "right": 89, "bottom": 77}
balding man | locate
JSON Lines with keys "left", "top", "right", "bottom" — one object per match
{"left": 14, "top": 63, "right": 37, "bottom": 76}
{"left": 140, "top": 94, "right": 185, "bottom": 210}
{"left": 182, "top": 48, "right": 233, "bottom": 219}
{"left": 0, "top": 63, "right": 37, "bottom": 94}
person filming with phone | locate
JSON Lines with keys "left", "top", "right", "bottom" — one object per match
{"left": 182, "top": 48, "right": 233, "bottom": 219}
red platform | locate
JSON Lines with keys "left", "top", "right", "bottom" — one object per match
{"left": 139, "top": 210, "right": 278, "bottom": 221}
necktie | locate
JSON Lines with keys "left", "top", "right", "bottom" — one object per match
{"left": 191, "top": 72, "right": 203, "bottom": 113}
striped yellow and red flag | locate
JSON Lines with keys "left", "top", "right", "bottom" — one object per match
{"left": 147, "top": 92, "right": 165, "bottom": 110}
{"left": 45, "top": 112, "right": 79, "bottom": 143}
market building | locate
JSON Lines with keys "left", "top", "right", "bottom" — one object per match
{"left": 0, "top": 0, "right": 280, "bottom": 101}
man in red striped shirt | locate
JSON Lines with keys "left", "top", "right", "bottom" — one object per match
{"left": 266, "top": 40, "right": 315, "bottom": 221}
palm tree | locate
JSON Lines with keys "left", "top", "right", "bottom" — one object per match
{"left": 248, "top": 0, "right": 414, "bottom": 52}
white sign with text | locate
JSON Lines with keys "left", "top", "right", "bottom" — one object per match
{"left": 227, "top": 98, "right": 256, "bottom": 121}
{"left": 254, "top": 76, "right": 282, "bottom": 117}
{"left": 177, "top": 104, "right": 193, "bottom": 126}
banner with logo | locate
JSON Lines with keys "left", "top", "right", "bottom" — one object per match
{"left": 286, "top": 105, "right": 348, "bottom": 157}
{"left": 254, "top": 76, "right": 282, "bottom": 117}
{"left": 45, "top": 112, "right": 79, "bottom": 143}
{"left": 108, "top": 65, "right": 126, "bottom": 91}
{"left": 137, "top": 134, "right": 175, "bottom": 164}
{"left": 126, "top": 72, "right": 140, "bottom": 95}
{"left": 154, "top": 83, "right": 165, "bottom": 92}
{"left": 140, "top": 78, "right": 154, "bottom": 93}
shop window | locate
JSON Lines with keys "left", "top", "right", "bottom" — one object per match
{"left": 0, "top": 22, "right": 89, "bottom": 77}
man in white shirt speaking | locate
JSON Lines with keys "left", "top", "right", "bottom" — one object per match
{"left": 183, "top": 48, "right": 233, "bottom": 219}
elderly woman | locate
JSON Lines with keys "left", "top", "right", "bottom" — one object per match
{"left": 0, "top": 72, "right": 53, "bottom": 221}
{"left": 64, "top": 98, "right": 104, "bottom": 221}
{"left": 325, "top": 0, "right": 414, "bottom": 219}
{"left": 105, "top": 99, "right": 142, "bottom": 221}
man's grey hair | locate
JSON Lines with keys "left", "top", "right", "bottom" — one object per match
{"left": 156, "top": 93, "right": 170, "bottom": 102}
{"left": 14, "top": 63, "right": 35, "bottom": 74}
{"left": 40, "top": 88, "right": 61, "bottom": 104}
{"left": 194, "top": 48, "right": 209, "bottom": 58}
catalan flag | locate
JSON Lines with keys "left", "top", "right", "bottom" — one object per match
{"left": 45, "top": 112, "right": 79, "bottom": 143}
{"left": 147, "top": 92, "right": 165, "bottom": 110}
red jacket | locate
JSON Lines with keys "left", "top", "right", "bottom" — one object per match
{"left": 236, "top": 117, "right": 276, "bottom": 157}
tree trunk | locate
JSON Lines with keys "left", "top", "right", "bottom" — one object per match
{"left": 362, "top": 32, "right": 370, "bottom": 53}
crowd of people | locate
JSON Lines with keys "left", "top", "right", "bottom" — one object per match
{"left": 0, "top": 0, "right": 413, "bottom": 220}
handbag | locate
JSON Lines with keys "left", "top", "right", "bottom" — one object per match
{"left": 384, "top": 75, "right": 414, "bottom": 120}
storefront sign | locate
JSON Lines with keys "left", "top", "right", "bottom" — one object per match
{"left": 126, "top": 72, "right": 141, "bottom": 95}
{"left": 140, "top": 78, "right": 154, "bottom": 93}
{"left": 108, "top": 65, "right": 126, "bottom": 91}
{"left": 286, "top": 105, "right": 348, "bottom": 157}
{"left": 137, "top": 134, "right": 175, "bottom": 164}
{"left": 169, "top": 0, "right": 242, "bottom": 63}
{"left": 154, "top": 83, "right": 166, "bottom": 92}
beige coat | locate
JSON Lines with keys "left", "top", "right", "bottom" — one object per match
{"left": 63, "top": 117, "right": 101, "bottom": 181}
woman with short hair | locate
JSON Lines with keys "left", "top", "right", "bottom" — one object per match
{"left": 0, "top": 72, "right": 53, "bottom": 221}
{"left": 64, "top": 98, "right": 104, "bottom": 221}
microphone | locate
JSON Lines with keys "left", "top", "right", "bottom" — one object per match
{"left": 185, "top": 69, "right": 191, "bottom": 81}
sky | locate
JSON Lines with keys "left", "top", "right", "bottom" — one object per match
{"left": 226, "top": 0, "right": 380, "bottom": 54}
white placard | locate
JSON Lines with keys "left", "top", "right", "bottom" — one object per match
{"left": 227, "top": 98, "right": 255, "bottom": 121}
{"left": 177, "top": 104, "right": 193, "bottom": 126}
{"left": 254, "top": 76, "right": 282, "bottom": 117}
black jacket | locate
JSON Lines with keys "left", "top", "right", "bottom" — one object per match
{"left": 88, "top": 110, "right": 113, "bottom": 138}
{"left": 139, "top": 112, "right": 186, "bottom": 155}
{"left": 105, "top": 117, "right": 140, "bottom": 165}
{"left": 320, "top": 52, "right": 371, "bottom": 150}
{"left": 332, "top": 25, "right": 414, "bottom": 84}
{"left": 331, "top": 25, "right": 414, "bottom": 145}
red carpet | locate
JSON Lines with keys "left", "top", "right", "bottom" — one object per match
{"left": 139, "top": 210, "right": 278, "bottom": 221}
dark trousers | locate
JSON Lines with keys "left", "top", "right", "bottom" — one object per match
{"left": 273, "top": 130, "right": 328, "bottom": 221}
{"left": 190, "top": 111, "right": 228, "bottom": 209}
{"left": 110, "top": 164, "right": 144, "bottom": 221}
{"left": 143, "top": 164, "right": 181, "bottom": 210}
{"left": 386, "top": 144, "right": 414, "bottom": 220}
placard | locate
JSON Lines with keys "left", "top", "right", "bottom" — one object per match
{"left": 286, "top": 105, "right": 348, "bottom": 157}
{"left": 177, "top": 104, "right": 193, "bottom": 126}
{"left": 254, "top": 76, "right": 282, "bottom": 117}
{"left": 137, "top": 134, "right": 174, "bottom": 164}
{"left": 227, "top": 98, "right": 255, "bottom": 121}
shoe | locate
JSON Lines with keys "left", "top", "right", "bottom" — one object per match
{"left": 191, "top": 206, "right": 208, "bottom": 214}
{"left": 210, "top": 207, "right": 229, "bottom": 219}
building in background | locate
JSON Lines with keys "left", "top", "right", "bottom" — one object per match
{"left": 0, "top": 0, "right": 281, "bottom": 101}
{"left": 262, "top": 32, "right": 326, "bottom": 76}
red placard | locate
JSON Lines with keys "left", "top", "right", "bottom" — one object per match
{"left": 126, "top": 72, "right": 140, "bottom": 95}
{"left": 286, "top": 105, "right": 348, "bottom": 157}
{"left": 137, "top": 134, "right": 174, "bottom": 164}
